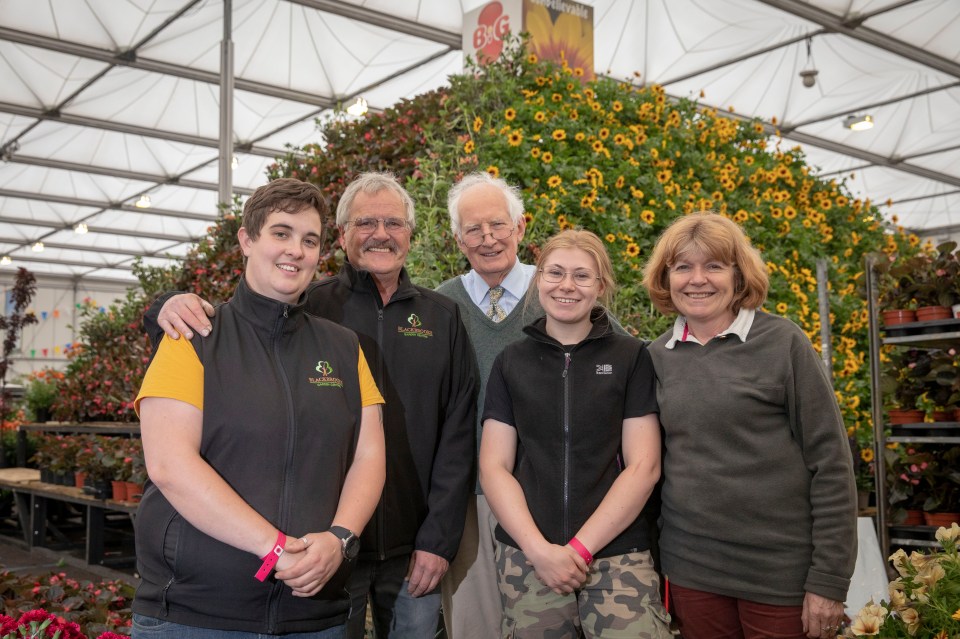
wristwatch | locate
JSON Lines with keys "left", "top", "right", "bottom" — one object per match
{"left": 328, "top": 526, "right": 360, "bottom": 560}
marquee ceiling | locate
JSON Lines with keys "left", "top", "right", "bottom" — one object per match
{"left": 1, "top": 0, "right": 958, "bottom": 285}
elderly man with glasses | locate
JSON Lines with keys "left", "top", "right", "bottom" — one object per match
{"left": 145, "top": 172, "right": 478, "bottom": 639}
{"left": 436, "top": 172, "right": 630, "bottom": 639}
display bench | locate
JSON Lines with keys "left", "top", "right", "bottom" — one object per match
{"left": 865, "top": 257, "right": 960, "bottom": 555}
{"left": 2, "top": 422, "right": 140, "bottom": 568}
{"left": 15, "top": 421, "right": 140, "bottom": 467}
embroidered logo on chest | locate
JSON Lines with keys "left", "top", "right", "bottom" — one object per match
{"left": 596, "top": 364, "right": 613, "bottom": 375}
{"left": 309, "top": 360, "right": 344, "bottom": 388}
{"left": 397, "top": 313, "right": 434, "bottom": 339}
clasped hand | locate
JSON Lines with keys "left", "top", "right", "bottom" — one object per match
{"left": 526, "top": 542, "right": 588, "bottom": 595}
{"left": 274, "top": 532, "right": 343, "bottom": 598}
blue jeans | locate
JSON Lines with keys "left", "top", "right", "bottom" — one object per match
{"left": 132, "top": 614, "right": 345, "bottom": 639}
{"left": 345, "top": 555, "right": 442, "bottom": 638}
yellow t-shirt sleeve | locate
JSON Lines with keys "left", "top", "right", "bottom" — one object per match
{"left": 134, "top": 335, "right": 204, "bottom": 416}
{"left": 358, "top": 345, "right": 384, "bottom": 407}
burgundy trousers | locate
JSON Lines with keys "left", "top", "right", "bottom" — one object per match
{"left": 670, "top": 582, "right": 807, "bottom": 639}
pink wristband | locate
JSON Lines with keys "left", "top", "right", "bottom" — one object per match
{"left": 568, "top": 537, "right": 593, "bottom": 564}
{"left": 255, "top": 531, "right": 286, "bottom": 582}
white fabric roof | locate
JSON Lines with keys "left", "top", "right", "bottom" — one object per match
{"left": 1, "top": 0, "right": 957, "bottom": 285}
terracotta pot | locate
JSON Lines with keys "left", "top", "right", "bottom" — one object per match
{"left": 902, "top": 510, "right": 925, "bottom": 526}
{"left": 881, "top": 309, "right": 917, "bottom": 326}
{"left": 887, "top": 408, "right": 925, "bottom": 425}
{"left": 955, "top": 408, "right": 960, "bottom": 422}
{"left": 931, "top": 410, "right": 954, "bottom": 422}
{"left": 74, "top": 471, "right": 87, "bottom": 489}
{"left": 915, "top": 305, "right": 951, "bottom": 322}
{"left": 923, "top": 512, "right": 959, "bottom": 527}
{"left": 123, "top": 481, "right": 144, "bottom": 503}
{"left": 110, "top": 480, "right": 126, "bottom": 501}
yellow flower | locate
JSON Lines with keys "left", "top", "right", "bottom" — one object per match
{"left": 472, "top": 116, "right": 483, "bottom": 132}
{"left": 626, "top": 243, "right": 640, "bottom": 257}
{"left": 463, "top": 139, "right": 475, "bottom": 154}
{"left": 592, "top": 140, "right": 604, "bottom": 152}
{"left": 615, "top": 175, "right": 625, "bottom": 189}
{"left": 552, "top": 93, "right": 563, "bottom": 103}
{"left": 776, "top": 302, "right": 788, "bottom": 314}
{"left": 640, "top": 210, "right": 655, "bottom": 224}
{"left": 547, "top": 175, "right": 562, "bottom": 188}
{"left": 951, "top": 607, "right": 960, "bottom": 621}
{"left": 569, "top": 109, "right": 579, "bottom": 121}
{"left": 541, "top": 151, "right": 553, "bottom": 164}
{"left": 504, "top": 108, "right": 516, "bottom": 121}
{"left": 486, "top": 165, "right": 500, "bottom": 178}
{"left": 612, "top": 100, "right": 623, "bottom": 112}
{"left": 527, "top": 53, "right": 538, "bottom": 64}
{"left": 508, "top": 131, "right": 523, "bottom": 147}
{"left": 535, "top": 111, "right": 547, "bottom": 122}
{"left": 573, "top": 67, "right": 584, "bottom": 77}
{"left": 605, "top": 233, "right": 616, "bottom": 243}
{"left": 599, "top": 127, "right": 610, "bottom": 139}
{"left": 935, "top": 522, "right": 960, "bottom": 544}
{"left": 860, "top": 448, "right": 874, "bottom": 463}
{"left": 849, "top": 602, "right": 887, "bottom": 636}
{"left": 552, "top": 129, "right": 566, "bottom": 141}
{"left": 531, "top": 147, "right": 541, "bottom": 158}
{"left": 744, "top": 155, "right": 755, "bottom": 165}
{"left": 575, "top": 132, "right": 585, "bottom": 142}
{"left": 656, "top": 170, "right": 672, "bottom": 183}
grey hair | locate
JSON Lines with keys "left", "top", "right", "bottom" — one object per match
{"left": 446, "top": 172, "right": 524, "bottom": 238}
{"left": 336, "top": 172, "right": 416, "bottom": 229}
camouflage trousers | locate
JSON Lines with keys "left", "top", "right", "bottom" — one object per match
{"left": 496, "top": 542, "right": 674, "bottom": 638}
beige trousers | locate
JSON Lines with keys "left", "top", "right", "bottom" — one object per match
{"left": 441, "top": 494, "right": 502, "bottom": 638}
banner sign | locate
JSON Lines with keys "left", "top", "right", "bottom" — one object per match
{"left": 463, "top": 0, "right": 594, "bottom": 80}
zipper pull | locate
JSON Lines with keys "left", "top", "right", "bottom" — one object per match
{"left": 378, "top": 308, "right": 383, "bottom": 321}
{"left": 283, "top": 306, "right": 289, "bottom": 318}
{"left": 562, "top": 352, "right": 571, "bottom": 378}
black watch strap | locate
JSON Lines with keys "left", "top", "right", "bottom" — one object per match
{"left": 328, "top": 525, "right": 360, "bottom": 560}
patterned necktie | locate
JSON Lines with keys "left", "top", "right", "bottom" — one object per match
{"left": 487, "top": 286, "right": 507, "bottom": 322}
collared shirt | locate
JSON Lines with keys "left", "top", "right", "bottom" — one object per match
{"left": 664, "top": 307, "right": 757, "bottom": 349}
{"left": 460, "top": 260, "right": 537, "bottom": 317}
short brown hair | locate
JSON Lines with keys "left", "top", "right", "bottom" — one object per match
{"left": 242, "top": 178, "right": 328, "bottom": 240}
{"left": 642, "top": 212, "right": 768, "bottom": 315}
{"left": 534, "top": 229, "right": 616, "bottom": 306}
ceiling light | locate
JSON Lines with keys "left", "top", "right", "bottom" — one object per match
{"left": 346, "top": 97, "right": 368, "bottom": 117}
{"left": 799, "top": 69, "right": 818, "bottom": 88}
{"left": 32, "top": 241, "right": 44, "bottom": 252}
{"left": 135, "top": 194, "right": 152, "bottom": 208}
{"left": 74, "top": 223, "right": 88, "bottom": 234}
{"left": 844, "top": 114, "right": 874, "bottom": 131}
{"left": 231, "top": 154, "right": 239, "bottom": 170}
{"left": 0, "top": 256, "right": 11, "bottom": 265}
{"left": 799, "top": 36, "right": 818, "bottom": 88}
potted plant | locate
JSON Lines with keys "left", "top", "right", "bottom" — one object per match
{"left": 123, "top": 439, "right": 145, "bottom": 503}
{"left": 885, "top": 446, "right": 934, "bottom": 525}
{"left": 922, "top": 446, "right": 960, "bottom": 526}
{"left": 881, "top": 348, "right": 927, "bottom": 424}
{"left": 21, "top": 369, "right": 63, "bottom": 423}
{"left": 845, "top": 522, "right": 960, "bottom": 637}
{"left": 911, "top": 241, "right": 959, "bottom": 321}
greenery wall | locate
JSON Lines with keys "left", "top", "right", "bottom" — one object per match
{"left": 53, "top": 41, "right": 928, "bottom": 490}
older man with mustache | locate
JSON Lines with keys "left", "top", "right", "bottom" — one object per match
{"left": 146, "top": 172, "right": 478, "bottom": 639}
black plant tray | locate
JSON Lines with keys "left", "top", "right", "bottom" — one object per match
{"left": 889, "top": 422, "right": 960, "bottom": 437}
{"left": 882, "top": 317, "right": 960, "bottom": 338}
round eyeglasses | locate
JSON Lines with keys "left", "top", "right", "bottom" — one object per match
{"left": 459, "top": 222, "right": 516, "bottom": 248}
{"left": 539, "top": 267, "right": 600, "bottom": 287}
{"left": 344, "top": 217, "right": 410, "bottom": 234}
